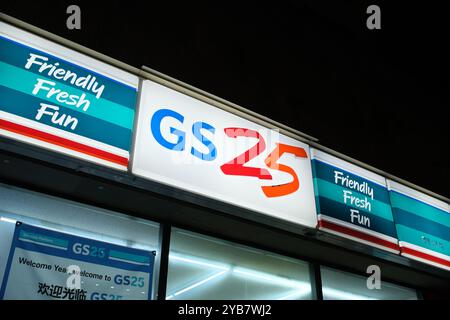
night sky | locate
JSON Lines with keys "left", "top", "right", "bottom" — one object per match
{"left": 1, "top": 1, "right": 449, "bottom": 198}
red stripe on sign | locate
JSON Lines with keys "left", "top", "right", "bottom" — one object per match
{"left": 319, "top": 219, "right": 400, "bottom": 251}
{"left": 402, "top": 246, "right": 450, "bottom": 268}
{"left": 0, "top": 119, "right": 128, "bottom": 167}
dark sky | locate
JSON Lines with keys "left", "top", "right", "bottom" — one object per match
{"left": 1, "top": 1, "right": 449, "bottom": 198}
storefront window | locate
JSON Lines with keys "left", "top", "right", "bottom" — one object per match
{"left": 320, "top": 266, "right": 418, "bottom": 300}
{"left": 166, "top": 228, "right": 313, "bottom": 300}
{"left": 0, "top": 183, "right": 160, "bottom": 300}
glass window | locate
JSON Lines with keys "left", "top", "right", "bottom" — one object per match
{"left": 0, "top": 183, "right": 160, "bottom": 300}
{"left": 166, "top": 228, "right": 313, "bottom": 300}
{"left": 320, "top": 266, "right": 418, "bottom": 300}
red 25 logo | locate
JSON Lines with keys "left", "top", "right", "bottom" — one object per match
{"left": 220, "top": 128, "right": 307, "bottom": 198}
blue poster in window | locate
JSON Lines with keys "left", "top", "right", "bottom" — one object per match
{"left": 0, "top": 222, "right": 155, "bottom": 300}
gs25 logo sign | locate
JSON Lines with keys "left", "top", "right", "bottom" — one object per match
{"left": 150, "top": 108, "right": 308, "bottom": 198}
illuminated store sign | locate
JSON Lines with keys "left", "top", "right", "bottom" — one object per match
{"left": 132, "top": 80, "right": 317, "bottom": 228}
{"left": 388, "top": 180, "right": 450, "bottom": 271}
{"left": 0, "top": 22, "right": 138, "bottom": 170}
{"left": 311, "top": 149, "right": 399, "bottom": 253}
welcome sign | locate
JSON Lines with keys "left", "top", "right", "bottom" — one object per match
{"left": 0, "top": 22, "right": 138, "bottom": 170}
{"left": 132, "top": 80, "right": 317, "bottom": 228}
{"left": 388, "top": 180, "right": 450, "bottom": 271}
{"left": 311, "top": 149, "right": 399, "bottom": 253}
{"left": 0, "top": 223, "right": 154, "bottom": 300}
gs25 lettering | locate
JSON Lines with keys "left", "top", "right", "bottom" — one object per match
{"left": 114, "top": 274, "right": 145, "bottom": 288}
{"left": 150, "top": 108, "right": 308, "bottom": 198}
{"left": 91, "top": 292, "right": 123, "bottom": 300}
{"left": 72, "top": 243, "right": 106, "bottom": 258}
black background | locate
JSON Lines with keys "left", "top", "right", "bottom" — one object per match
{"left": 1, "top": 1, "right": 449, "bottom": 198}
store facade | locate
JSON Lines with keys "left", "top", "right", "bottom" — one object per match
{"left": 0, "top": 14, "right": 449, "bottom": 300}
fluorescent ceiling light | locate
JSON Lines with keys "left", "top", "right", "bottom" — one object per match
{"left": 169, "top": 270, "right": 228, "bottom": 298}
{"left": 0, "top": 217, "right": 16, "bottom": 224}
{"left": 170, "top": 253, "right": 230, "bottom": 270}
{"left": 170, "top": 254, "right": 311, "bottom": 292}
{"left": 232, "top": 267, "right": 310, "bottom": 290}
{"left": 322, "top": 287, "right": 376, "bottom": 300}
{"left": 276, "top": 289, "right": 312, "bottom": 300}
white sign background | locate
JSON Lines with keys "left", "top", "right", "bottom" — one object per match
{"left": 132, "top": 80, "right": 317, "bottom": 228}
